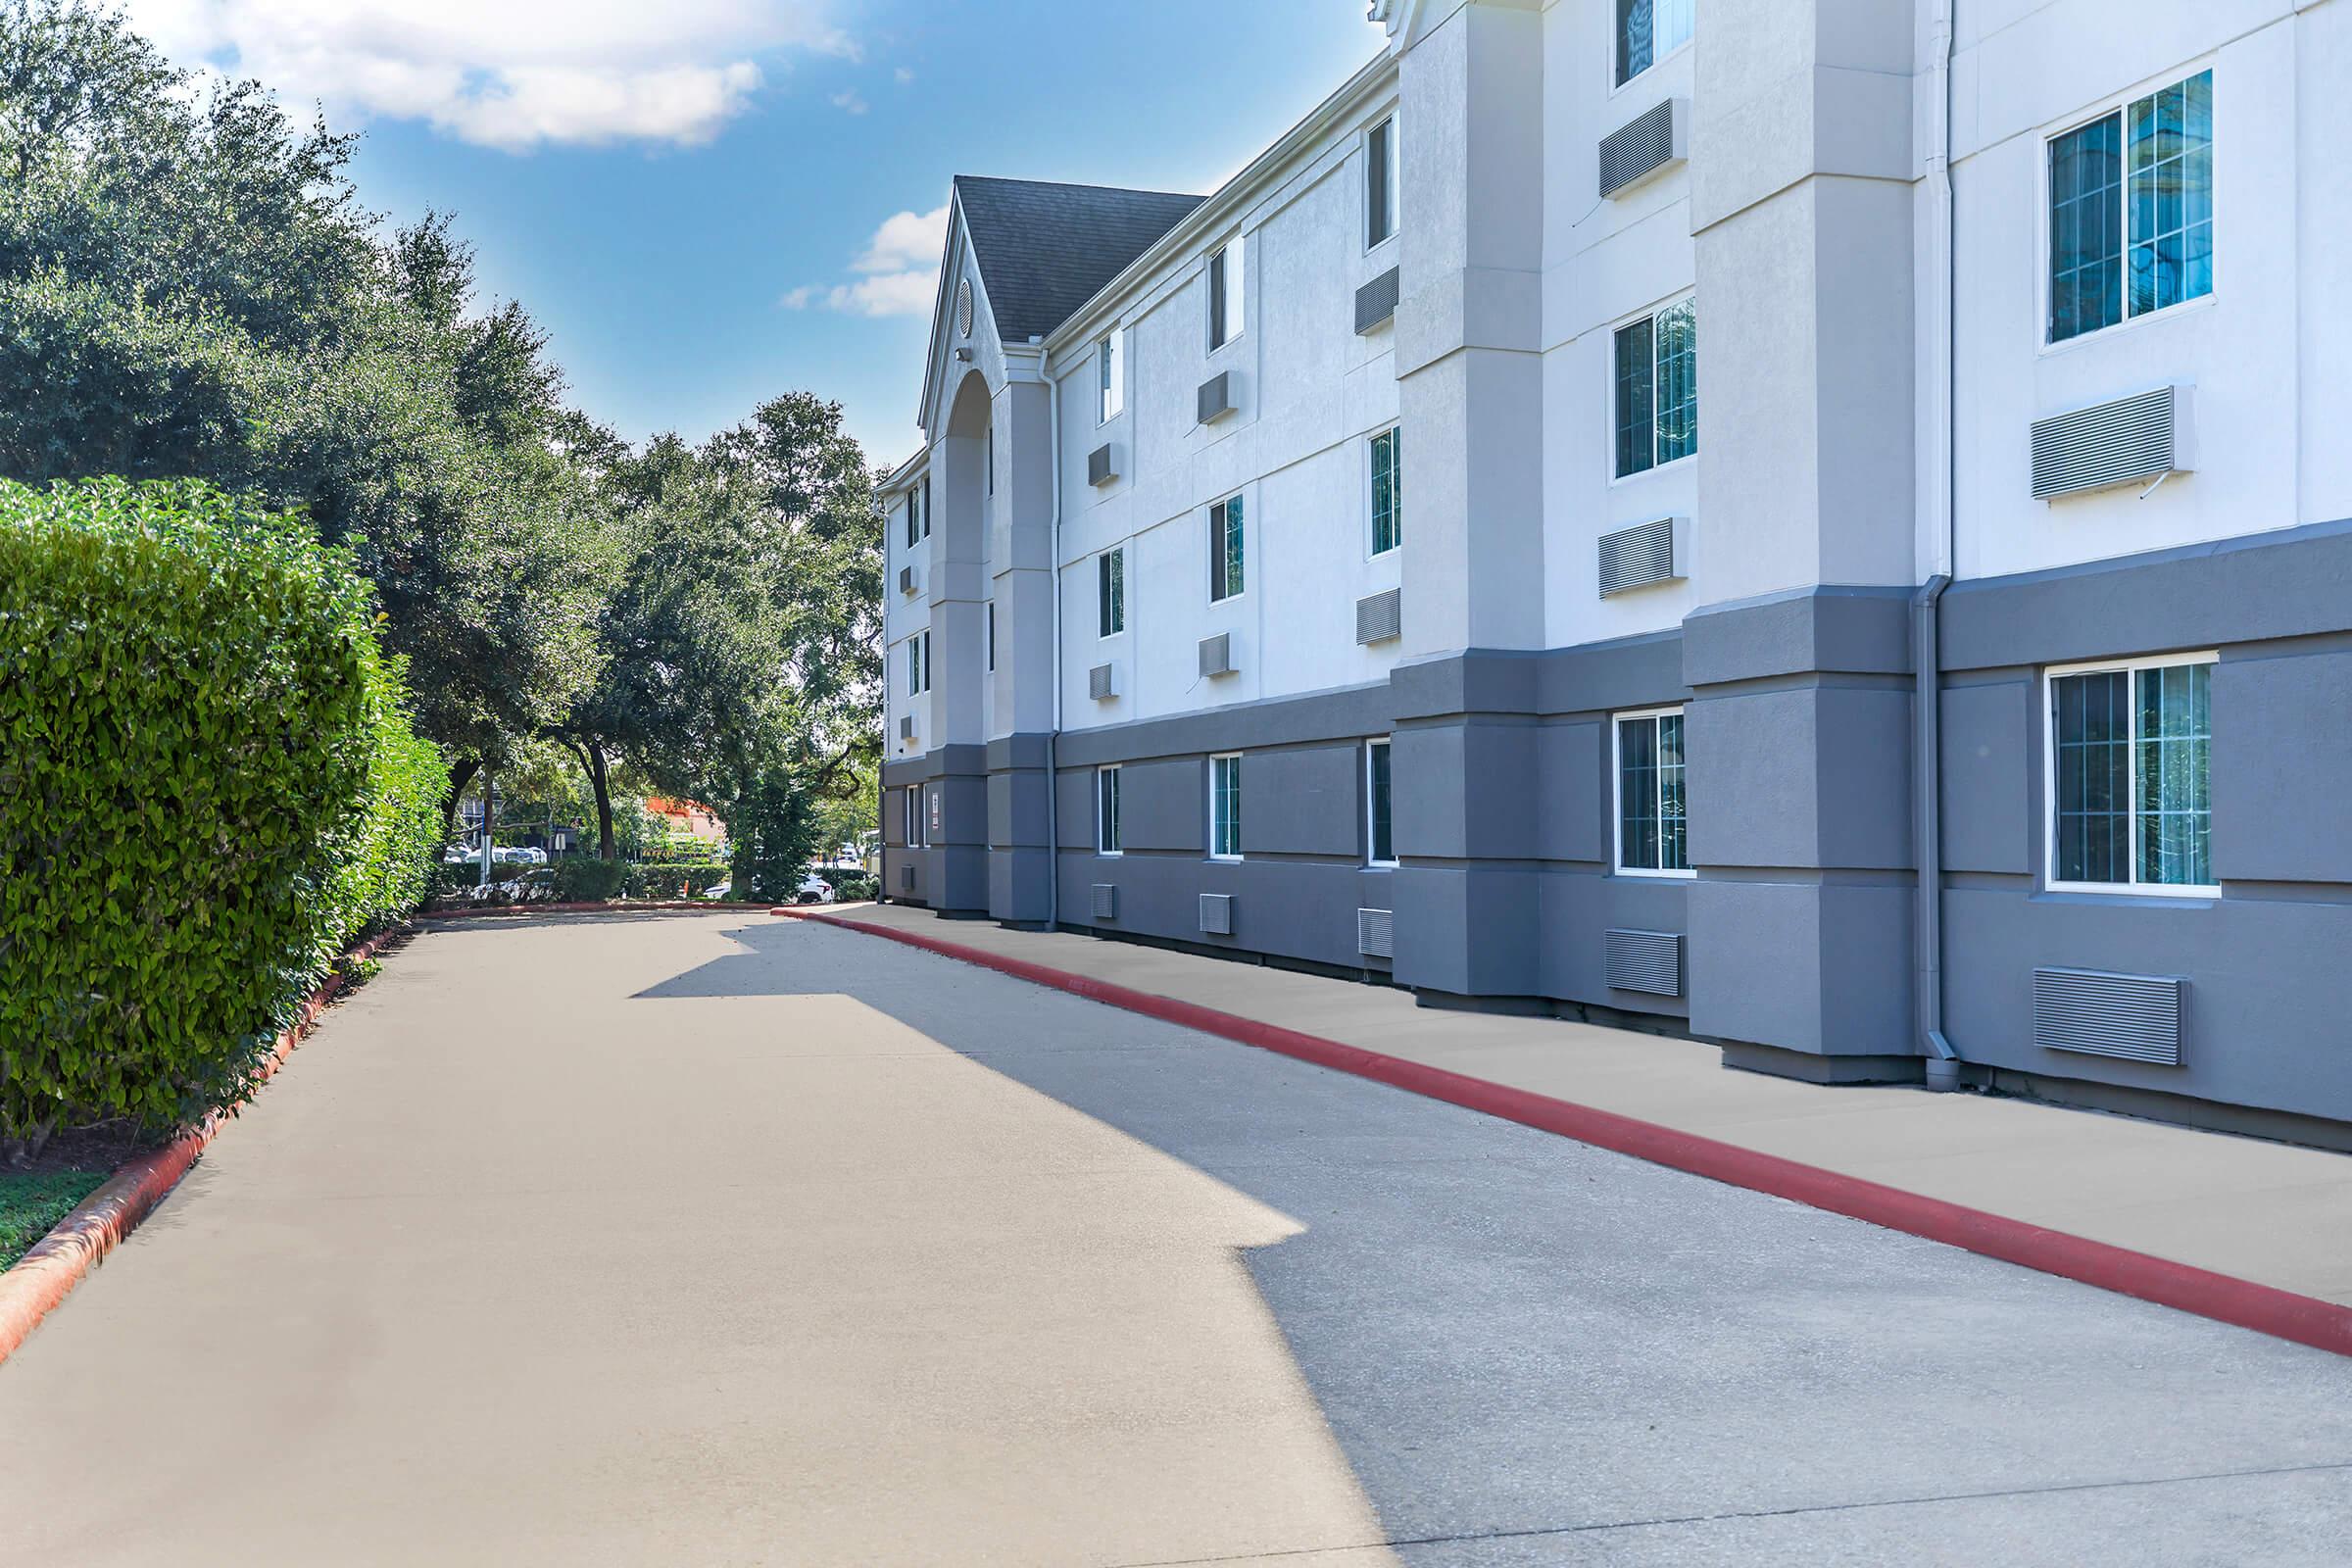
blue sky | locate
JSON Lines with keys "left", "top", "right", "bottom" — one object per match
{"left": 129, "top": 1, "right": 1386, "bottom": 469}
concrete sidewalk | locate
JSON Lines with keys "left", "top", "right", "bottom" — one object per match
{"left": 818, "top": 902, "right": 2352, "bottom": 1311}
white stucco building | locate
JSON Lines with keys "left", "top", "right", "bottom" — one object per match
{"left": 879, "top": 0, "right": 2352, "bottom": 1148}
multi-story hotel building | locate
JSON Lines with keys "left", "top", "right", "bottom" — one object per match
{"left": 878, "top": 0, "right": 2352, "bottom": 1147}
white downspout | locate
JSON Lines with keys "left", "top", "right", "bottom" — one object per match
{"left": 1038, "top": 337, "right": 1064, "bottom": 930}
{"left": 1916, "top": 0, "right": 1960, "bottom": 1088}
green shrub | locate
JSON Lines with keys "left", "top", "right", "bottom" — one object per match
{"left": 0, "top": 477, "right": 442, "bottom": 1146}
{"left": 625, "top": 859, "right": 727, "bottom": 900}
{"left": 552, "top": 858, "right": 628, "bottom": 903}
{"left": 827, "top": 871, "right": 876, "bottom": 904}
{"left": 724, "top": 771, "right": 821, "bottom": 906}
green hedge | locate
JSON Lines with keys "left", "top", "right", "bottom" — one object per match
{"left": 0, "top": 478, "right": 443, "bottom": 1146}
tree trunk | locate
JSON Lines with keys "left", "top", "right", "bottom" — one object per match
{"left": 585, "top": 743, "right": 617, "bottom": 861}
{"left": 440, "top": 756, "right": 480, "bottom": 835}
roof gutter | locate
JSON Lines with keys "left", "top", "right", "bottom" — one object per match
{"left": 1043, "top": 49, "right": 1397, "bottom": 356}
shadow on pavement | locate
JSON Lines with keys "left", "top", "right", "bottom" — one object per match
{"left": 631, "top": 915, "right": 2352, "bottom": 1565}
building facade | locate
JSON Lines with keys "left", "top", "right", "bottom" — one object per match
{"left": 879, "top": 0, "right": 2352, "bottom": 1147}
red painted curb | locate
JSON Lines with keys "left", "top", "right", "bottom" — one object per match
{"left": 0, "top": 924, "right": 406, "bottom": 1367}
{"left": 774, "top": 906, "right": 2352, "bottom": 1359}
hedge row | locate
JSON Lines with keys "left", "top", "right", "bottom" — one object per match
{"left": 0, "top": 478, "right": 444, "bottom": 1149}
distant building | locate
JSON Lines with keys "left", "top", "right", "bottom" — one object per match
{"left": 878, "top": 0, "right": 2352, "bottom": 1149}
{"left": 645, "top": 798, "right": 726, "bottom": 845}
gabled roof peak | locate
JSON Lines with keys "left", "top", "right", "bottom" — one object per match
{"left": 951, "top": 175, "right": 1204, "bottom": 344}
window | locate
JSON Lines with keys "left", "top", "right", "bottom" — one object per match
{"left": 1098, "top": 547, "right": 1125, "bottom": 636}
{"left": 1209, "top": 754, "right": 1243, "bottom": 860}
{"left": 1098, "top": 331, "right": 1124, "bottom": 422}
{"left": 1366, "top": 115, "right": 1398, "bottom": 247}
{"left": 1616, "top": 0, "right": 1693, "bottom": 87}
{"left": 2048, "top": 71, "right": 2212, "bottom": 344}
{"left": 906, "top": 635, "right": 922, "bottom": 697}
{"left": 1366, "top": 738, "right": 1396, "bottom": 866}
{"left": 920, "top": 475, "right": 932, "bottom": 540}
{"left": 1613, "top": 298, "right": 1696, "bottom": 478}
{"left": 906, "top": 785, "right": 926, "bottom": 848}
{"left": 1207, "top": 239, "right": 1244, "bottom": 350}
{"left": 1209, "top": 495, "right": 1245, "bottom": 602}
{"left": 1097, "top": 766, "right": 1122, "bottom": 855}
{"left": 904, "top": 486, "right": 919, "bottom": 549}
{"left": 1615, "top": 709, "right": 1690, "bottom": 876}
{"left": 1369, "top": 427, "right": 1401, "bottom": 556}
{"left": 2046, "top": 654, "right": 2214, "bottom": 892}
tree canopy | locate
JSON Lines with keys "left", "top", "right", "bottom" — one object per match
{"left": 0, "top": 0, "right": 882, "bottom": 859}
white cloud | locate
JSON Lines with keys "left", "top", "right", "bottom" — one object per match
{"left": 851, "top": 205, "right": 948, "bottom": 275}
{"left": 780, "top": 203, "right": 947, "bottom": 318}
{"left": 123, "top": 0, "right": 854, "bottom": 151}
{"left": 893, "top": 67, "right": 913, "bottom": 84}
{"left": 830, "top": 89, "right": 867, "bottom": 116}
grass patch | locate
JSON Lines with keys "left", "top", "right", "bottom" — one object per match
{"left": 0, "top": 1169, "right": 113, "bottom": 1270}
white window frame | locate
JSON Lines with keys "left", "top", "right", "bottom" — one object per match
{"left": 1208, "top": 494, "right": 1246, "bottom": 604}
{"left": 1366, "top": 737, "right": 1396, "bottom": 868}
{"left": 2037, "top": 64, "right": 2218, "bottom": 354}
{"left": 2040, "top": 650, "right": 2219, "bottom": 898}
{"left": 1611, "top": 706, "right": 1694, "bottom": 880}
{"left": 1207, "top": 237, "right": 1245, "bottom": 351}
{"left": 1208, "top": 752, "right": 1244, "bottom": 862}
{"left": 1098, "top": 330, "right": 1124, "bottom": 423}
{"left": 1608, "top": 293, "right": 1697, "bottom": 485}
{"left": 1367, "top": 424, "right": 1401, "bottom": 559}
{"left": 919, "top": 629, "right": 932, "bottom": 695}
{"left": 1097, "top": 764, "right": 1122, "bottom": 857}
{"left": 1098, "top": 546, "right": 1125, "bottom": 638}
{"left": 919, "top": 474, "right": 932, "bottom": 540}
{"left": 1611, "top": 0, "right": 1693, "bottom": 94}
{"left": 1364, "top": 112, "right": 1399, "bottom": 252}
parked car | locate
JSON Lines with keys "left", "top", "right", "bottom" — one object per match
{"left": 797, "top": 874, "right": 833, "bottom": 905}
{"left": 703, "top": 880, "right": 731, "bottom": 900}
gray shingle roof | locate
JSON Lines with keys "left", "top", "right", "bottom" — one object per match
{"left": 953, "top": 175, "right": 1204, "bottom": 344}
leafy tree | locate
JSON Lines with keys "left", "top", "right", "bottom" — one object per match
{"left": 557, "top": 394, "right": 881, "bottom": 863}
{"left": 0, "top": 1, "right": 609, "bottom": 780}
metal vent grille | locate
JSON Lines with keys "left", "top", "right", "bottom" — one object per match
{"left": 1354, "top": 587, "right": 1401, "bottom": 645}
{"left": 899, "top": 715, "right": 915, "bottom": 742}
{"left": 898, "top": 564, "right": 916, "bottom": 595}
{"left": 1598, "top": 516, "right": 1685, "bottom": 597}
{"left": 1357, "top": 907, "right": 1395, "bottom": 958}
{"left": 1354, "top": 267, "right": 1400, "bottom": 334}
{"left": 2034, "top": 967, "right": 2185, "bottom": 1065}
{"left": 1598, "top": 99, "right": 1683, "bottom": 198}
{"left": 899, "top": 864, "right": 915, "bottom": 893}
{"left": 1088, "top": 442, "right": 1117, "bottom": 486}
{"left": 1605, "top": 929, "right": 1683, "bottom": 997}
{"left": 1197, "top": 371, "right": 1234, "bottom": 424}
{"left": 2031, "top": 385, "right": 2190, "bottom": 500}
{"left": 1199, "top": 632, "right": 1235, "bottom": 678}
{"left": 1199, "top": 893, "right": 1233, "bottom": 936}
{"left": 1088, "top": 662, "right": 1116, "bottom": 701}
{"left": 1091, "top": 883, "right": 1117, "bottom": 920}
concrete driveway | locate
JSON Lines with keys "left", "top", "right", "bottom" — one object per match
{"left": 2, "top": 909, "right": 2347, "bottom": 1565}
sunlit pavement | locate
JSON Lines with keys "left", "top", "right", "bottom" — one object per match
{"left": 2, "top": 909, "right": 2347, "bottom": 1566}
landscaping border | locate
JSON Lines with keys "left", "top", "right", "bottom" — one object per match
{"left": 413, "top": 899, "right": 733, "bottom": 920}
{"left": 0, "top": 924, "right": 407, "bottom": 1367}
{"left": 772, "top": 905, "right": 2352, "bottom": 1359}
